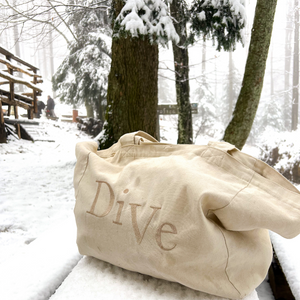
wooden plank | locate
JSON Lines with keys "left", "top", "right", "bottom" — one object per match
{"left": 0, "top": 89, "right": 34, "bottom": 104}
{"left": 0, "top": 95, "right": 32, "bottom": 110}
{"left": 31, "top": 79, "right": 43, "bottom": 84}
{"left": 0, "top": 70, "right": 42, "bottom": 93}
{"left": 14, "top": 105, "right": 19, "bottom": 119}
{"left": 0, "top": 46, "right": 39, "bottom": 72}
{"left": 22, "top": 92, "right": 42, "bottom": 97}
{"left": 16, "top": 123, "right": 21, "bottom": 139}
{"left": 0, "top": 99, "right": 6, "bottom": 143}
{"left": 6, "top": 56, "right": 18, "bottom": 120}
{"left": 4, "top": 118, "right": 39, "bottom": 125}
{"left": 33, "top": 69, "right": 37, "bottom": 114}
{"left": 157, "top": 103, "right": 198, "bottom": 115}
{"left": 0, "top": 57, "right": 36, "bottom": 78}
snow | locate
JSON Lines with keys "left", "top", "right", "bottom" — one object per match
{"left": 0, "top": 117, "right": 90, "bottom": 259}
{"left": 0, "top": 217, "right": 81, "bottom": 300}
{"left": 50, "top": 256, "right": 258, "bottom": 300}
{"left": 115, "top": 0, "right": 179, "bottom": 44}
{"left": 270, "top": 232, "right": 300, "bottom": 300}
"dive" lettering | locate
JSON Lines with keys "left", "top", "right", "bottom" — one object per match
{"left": 87, "top": 180, "right": 177, "bottom": 251}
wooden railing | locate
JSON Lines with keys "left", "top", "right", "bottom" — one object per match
{"left": 0, "top": 46, "right": 43, "bottom": 143}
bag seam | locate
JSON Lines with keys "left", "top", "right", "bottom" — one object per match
{"left": 217, "top": 226, "right": 242, "bottom": 298}
{"left": 75, "top": 151, "right": 91, "bottom": 198}
{"left": 207, "top": 170, "right": 255, "bottom": 215}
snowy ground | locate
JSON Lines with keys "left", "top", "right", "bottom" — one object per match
{"left": 0, "top": 117, "right": 90, "bottom": 260}
{"left": 1, "top": 114, "right": 298, "bottom": 300}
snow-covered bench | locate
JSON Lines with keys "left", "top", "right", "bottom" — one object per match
{"left": 0, "top": 216, "right": 260, "bottom": 300}
{"left": 269, "top": 232, "right": 300, "bottom": 300}
{"left": 0, "top": 217, "right": 81, "bottom": 300}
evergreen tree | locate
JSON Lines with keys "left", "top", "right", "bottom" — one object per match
{"left": 52, "top": 0, "right": 111, "bottom": 120}
{"left": 189, "top": 0, "right": 246, "bottom": 51}
{"left": 193, "top": 74, "right": 219, "bottom": 139}
{"left": 99, "top": 0, "right": 179, "bottom": 148}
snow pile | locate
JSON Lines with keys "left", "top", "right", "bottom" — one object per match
{"left": 115, "top": 0, "right": 179, "bottom": 44}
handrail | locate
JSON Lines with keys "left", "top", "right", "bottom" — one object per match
{"left": 0, "top": 57, "right": 40, "bottom": 78}
{"left": 0, "top": 70, "right": 42, "bottom": 92}
{"left": 0, "top": 46, "right": 39, "bottom": 72}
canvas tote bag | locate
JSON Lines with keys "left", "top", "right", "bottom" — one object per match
{"left": 74, "top": 131, "right": 300, "bottom": 299}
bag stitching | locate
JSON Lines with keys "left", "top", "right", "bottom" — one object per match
{"left": 75, "top": 151, "right": 91, "bottom": 198}
{"left": 217, "top": 226, "right": 242, "bottom": 297}
{"left": 207, "top": 171, "right": 255, "bottom": 215}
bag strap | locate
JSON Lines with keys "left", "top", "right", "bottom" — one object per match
{"left": 208, "top": 141, "right": 299, "bottom": 193}
{"left": 119, "top": 131, "right": 158, "bottom": 146}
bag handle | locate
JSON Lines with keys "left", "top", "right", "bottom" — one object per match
{"left": 208, "top": 141, "right": 300, "bottom": 193}
{"left": 119, "top": 131, "right": 158, "bottom": 146}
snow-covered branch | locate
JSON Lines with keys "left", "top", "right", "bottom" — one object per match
{"left": 114, "top": 0, "right": 179, "bottom": 45}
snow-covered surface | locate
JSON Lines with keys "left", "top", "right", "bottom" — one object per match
{"left": 0, "top": 117, "right": 90, "bottom": 259}
{"left": 270, "top": 232, "right": 300, "bottom": 300}
{"left": 0, "top": 217, "right": 81, "bottom": 300}
{"left": 50, "top": 256, "right": 258, "bottom": 300}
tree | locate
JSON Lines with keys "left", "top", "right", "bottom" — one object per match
{"left": 168, "top": 0, "right": 246, "bottom": 144}
{"left": 221, "top": 51, "right": 241, "bottom": 126}
{"left": 98, "top": 0, "right": 179, "bottom": 148}
{"left": 292, "top": 0, "right": 299, "bottom": 131}
{"left": 189, "top": 0, "right": 246, "bottom": 51}
{"left": 193, "top": 74, "right": 218, "bottom": 139}
{"left": 170, "top": 0, "right": 193, "bottom": 144}
{"left": 284, "top": 1, "right": 293, "bottom": 130}
{"left": 52, "top": 0, "right": 111, "bottom": 120}
{"left": 223, "top": 0, "right": 278, "bottom": 150}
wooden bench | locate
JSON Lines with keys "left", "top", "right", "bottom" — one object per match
{"left": 0, "top": 216, "right": 260, "bottom": 300}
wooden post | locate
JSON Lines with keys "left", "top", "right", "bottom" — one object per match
{"left": 32, "top": 69, "right": 38, "bottom": 118}
{"left": 0, "top": 100, "right": 6, "bottom": 143}
{"left": 6, "top": 55, "right": 18, "bottom": 119}
{"left": 156, "top": 103, "right": 198, "bottom": 142}
{"left": 156, "top": 112, "right": 160, "bottom": 142}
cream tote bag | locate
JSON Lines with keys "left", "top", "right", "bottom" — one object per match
{"left": 74, "top": 131, "right": 300, "bottom": 299}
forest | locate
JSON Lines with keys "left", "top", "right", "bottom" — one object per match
{"left": 0, "top": 0, "right": 298, "bottom": 152}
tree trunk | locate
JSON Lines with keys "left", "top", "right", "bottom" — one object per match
{"left": 99, "top": 0, "right": 158, "bottom": 149}
{"left": 170, "top": 0, "right": 192, "bottom": 144}
{"left": 228, "top": 51, "right": 234, "bottom": 122}
{"left": 292, "top": 0, "right": 299, "bottom": 131}
{"left": 85, "top": 100, "right": 94, "bottom": 118}
{"left": 48, "top": 11, "right": 56, "bottom": 98}
{"left": 270, "top": 46, "right": 274, "bottom": 97}
{"left": 223, "top": 0, "right": 278, "bottom": 150}
{"left": 284, "top": 1, "right": 293, "bottom": 130}
{"left": 202, "top": 40, "right": 206, "bottom": 74}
